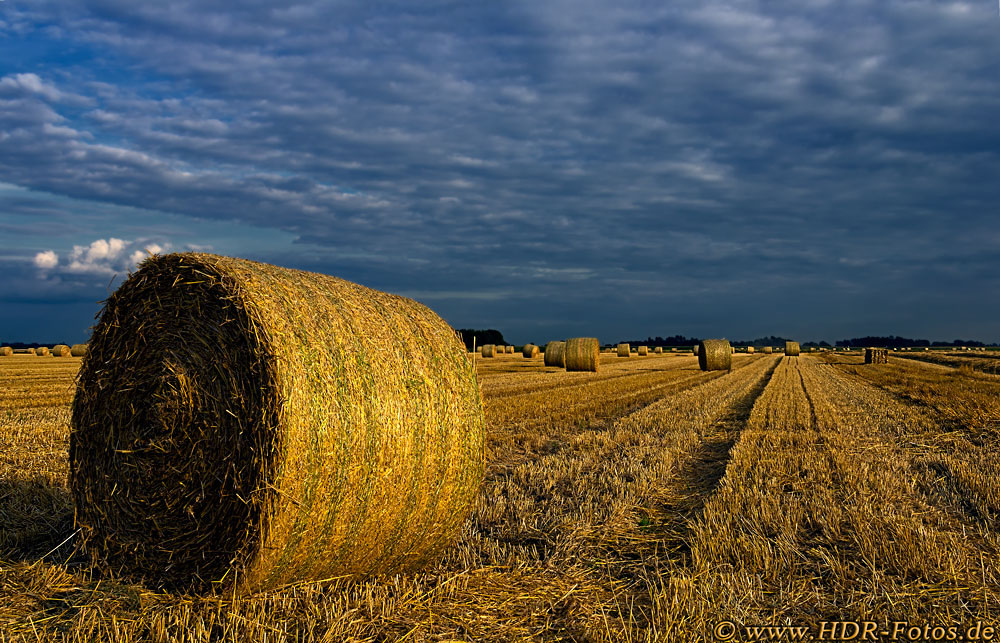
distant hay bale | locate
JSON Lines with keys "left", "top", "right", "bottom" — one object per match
{"left": 785, "top": 341, "right": 800, "bottom": 357}
{"left": 564, "top": 337, "right": 599, "bottom": 372}
{"left": 52, "top": 344, "right": 72, "bottom": 357}
{"left": 495, "top": 345, "right": 504, "bottom": 355}
{"left": 482, "top": 344, "right": 496, "bottom": 358}
{"left": 762, "top": 346, "right": 773, "bottom": 354}
{"left": 670, "top": 347, "right": 676, "bottom": 352}
{"left": 35, "top": 346, "right": 50, "bottom": 356}
{"left": 522, "top": 343, "right": 539, "bottom": 358}
{"left": 70, "top": 252, "right": 484, "bottom": 593}
{"left": 617, "top": 343, "right": 630, "bottom": 357}
{"left": 654, "top": 347, "right": 663, "bottom": 354}
{"left": 71, "top": 344, "right": 88, "bottom": 357}
{"left": 0, "top": 346, "right": 12, "bottom": 356}
{"left": 698, "top": 339, "right": 732, "bottom": 372}
{"left": 637, "top": 346, "right": 648, "bottom": 356}
{"left": 746, "top": 346, "right": 754, "bottom": 354}
{"left": 506, "top": 345, "right": 514, "bottom": 354}
{"left": 544, "top": 341, "right": 566, "bottom": 368}
{"left": 692, "top": 345, "right": 699, "bottom": 355}
{"left": 864, "top": 348, "right": 888, "bottom": 364}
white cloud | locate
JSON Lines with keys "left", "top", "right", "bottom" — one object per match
{"left": 35, "top": 237, "right": 171, "bottom": 277}
{"left": 33, "top": 250, "right": 58, "bottom": 269}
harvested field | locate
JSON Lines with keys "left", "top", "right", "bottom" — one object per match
{"left": 2, "top": 350, "right": 999, "bottom": 640}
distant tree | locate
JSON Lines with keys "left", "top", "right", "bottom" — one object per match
{"left": 457, "top": 329, "right": 507, "bottom": 351}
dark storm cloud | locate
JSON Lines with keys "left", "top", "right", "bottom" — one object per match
{"left": 1, "top": 0, "right": 998, "bottom": 341}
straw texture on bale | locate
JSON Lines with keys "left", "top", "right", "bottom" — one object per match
{"left": 52, "top": 344, "right": 72, "bottom": 357}
{"left": 0, "top": 346, "right": 11, "bottom": 356}
{"left": 762, "top": 346, "right": 773, "bottom": 354}
{"left": 637, "top": 346, "right": 648, "bottom": 356}
{"left": 785, "top": 341, "right": 801, "bottom": 357}
{"left": 482, "top": 344, "right": 496, "bottom": 358}
{"left": 522, "top": 343, "right": 540, "bottom": 358}
{"left": 617, "top": 343, "right": 630, "bottom": 357}
{"left": 70, "top": 252, "right": 484, "bottom": 593}
{"left": 71, "top": 344, "right": 88, "bottom": 357}
{"left": 746, "top": 346, "right": 754, "bottom": 354}
{"left": 698, "top": 339, "right": 732, "bottom": 372}
{"left": 564, "top": 337, "right": 599, "bottom": 372}
{"left": 544, "top": 341, "right": 566, "bottom": 368}
{"left": 654, "top": 347, "right": 663, "bottom": 354}
{"left": 35, "top": 346, "right": 50, "bottom": 356}
{"left": 864, "top": 348, "right": 888, "bottom": 364}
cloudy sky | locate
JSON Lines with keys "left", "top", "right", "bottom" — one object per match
{"left": 1, "top": 1, "right": 998, "bottom": 345}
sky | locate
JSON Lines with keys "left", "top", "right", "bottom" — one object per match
{"left": 1, "top": 1, "right": 998, "bottom": 345}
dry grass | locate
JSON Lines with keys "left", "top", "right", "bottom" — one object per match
{"left": 3, "top": 345, "right": 1000, "bottom": 641}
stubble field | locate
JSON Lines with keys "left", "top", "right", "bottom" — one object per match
{"left": 1, "top": 350, "right": 999, "bottom": 642}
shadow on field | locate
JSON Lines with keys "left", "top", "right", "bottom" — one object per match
{"left": 0, "top": 476, "right": 78, "bottom": 564}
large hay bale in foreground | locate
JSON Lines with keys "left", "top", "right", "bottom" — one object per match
{"left": 698, "top": 339, "right": 732, "bottom": 372}
{"left": 52, "top": 344, "right": 72, "bottom": 357}
{"left": 522, "top": 343, "right": 539, "bottom": 358}
{"left": 482, "top": 344, "right": 496, "bottom": 358}
{"left": 0, "top": 346, "right": 11, "bottom": 356}
{"left": 785, "top": 341, "right": 800, "bottom": 357}
{"left": 617, "top": 343, "right": 630, "bottom": 357}
{"left": 544, "top": 341, "right": 566, "bottom": 368}
{"left": 35, "top": 346, "right": 50, "bottom": 356}
{"left": 70, "top": 253, "right": 484, "bottom": 593}
{"left": 637, "top": 345, "right": 648, "bottom": 356}
{"left": 864, "top": 348, "right": 888, "bottom": 364}
{"left": 71, "top": 344, "right": 88, "bottom": 357}
{"left": 564, "top": 337, "right": 599, "bottom": 372}
{"left": 762, "top": 346, "right": 773, "bottom": 354}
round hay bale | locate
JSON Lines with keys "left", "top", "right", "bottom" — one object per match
{"left": 71, "top": 344, "right": 88, "bottom": 357}
{"left": 52, "top": 344, "right": 72, "bottom": 357}
{"left": 522, "top": 343, "right": 539, "bottom": 358}
{"left": 506, "top": 345, "right": 514, "bottom": 354}
{"left": 35, "top": 346, "right": 50, "bottom": 356}
{"left": 746, "top": 346, "right": 755, "bottom": 354}
{"left": 692, "top": 345, "right": 699, "bottom": 355}
{"left": 0, "top": 346, "right": 12, "bottom": 356}
{"left": 864, "top": 348, "right": 888, "bottom": 364}
{"left": 654, "top": 347, "right": 663, "bottom": 354}
{"left": 481, "top": 344, "right": 496, "bottom": 358}
{"left": 762, "top": 346, "right": 773, "bottom": 354}
{"left": 564, "top": 337, "right": 599, "bottom": 372}
{"left": 70, "top": 253, "right": 484, "bottom": 593}
{"left": 785, "top": 341, "right": 800, "bottom": 357}
{"left": 698, "top": 339, "right": 732, "bottom": 372}
{"left": 670, "top": 347, "right": 676, "bottom": 352}
{"left": 617, "top": 343, "right": 630, "bottom": 357}
{"left": 544, "top": 341, "right": 566, "bottom": 368}
{"left": 637, "top": 346, "right": 648, "bottom": 356}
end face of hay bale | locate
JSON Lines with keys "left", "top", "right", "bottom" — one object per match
{"left": 52, "top": 344, "right": 72, "bottom": 357}
{"left": 70, "top": 344, "right": 88, "bottom": 357}
{"left": 637, "top": 346, "right": 648, "bottom": 356}
{"left": 617, "top": 343, "right": 630, "bottom": 357}
{"left": 785, "top": 341, "right": 800, "bottom": 357}
{"left": 522, "top": 343, "right": 540, "bottom": 358}
{"left": 565, "top": 337, "right": 599, "bottom": 372}
{"left": 482, "top": 344, "right": 496, "bottom": 358}
{"left": 698, "top": 339, "right": 732, "bottom": 371}
{"left": 544, "top": 341, "right": 566, "bottom": 368}
{"left": 35, "top": 346, "right": 49, "bottom": 356}
{"left": 70, "top": 253, "right": 484, "bottom": 593}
